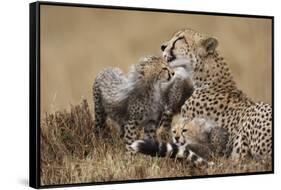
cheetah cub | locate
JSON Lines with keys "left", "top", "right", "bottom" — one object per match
{"left": 93, "top": 56, "right": 174, "bottom": 151}
{"left": 131, "top": 118, "right": 228, "bottom": 165}
{"left": 171, "top": 118, "right": 229, "bottom": 160}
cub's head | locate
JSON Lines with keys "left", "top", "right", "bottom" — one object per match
{"left": 134, "top": 56, "right": 175, "bottom": 83}
{"left": 172, "top": 118, "right": 214, "bottom": 146}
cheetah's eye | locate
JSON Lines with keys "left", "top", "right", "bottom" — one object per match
{"left": 172, "top": 130, "right": 176, "bottom": 134}
{"left": 182, "top": 129, "right": 187, "bottom": 133}
{"left": 174, "top": 36, "right": 185, "bottom": 46}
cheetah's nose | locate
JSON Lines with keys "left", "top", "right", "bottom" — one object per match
{"left": 174, "top": 136, "right": 180, "bottom": 142}
{"left": 161, "top": 44, "right": 167, "bottom": 51}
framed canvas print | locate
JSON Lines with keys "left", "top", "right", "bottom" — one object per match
{"left": 29, "top": 1, "right": 274, "bottom": 188}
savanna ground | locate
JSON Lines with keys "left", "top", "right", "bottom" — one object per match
{"left": 40, "top": 100, "right": 272, "bottom": 186}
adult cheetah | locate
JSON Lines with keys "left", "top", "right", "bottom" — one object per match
{"left": 132, "top": 29, "right": 272, "bottom": 162}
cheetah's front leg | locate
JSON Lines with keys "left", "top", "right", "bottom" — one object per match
{"left": 93, "top": 99, "right": 107, "bottom": 136}
{"left": 144, "top": 120, "right": 157, "bottom": 140}
{"left": 230, "top": 129, "right": 249, "bottom": 160}
{"left": 160, "top": 109, "right": 173, "bottom": 129}
{"left": 124, "top": 119, "right": 139, "bottom": 152}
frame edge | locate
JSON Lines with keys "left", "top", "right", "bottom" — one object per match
{"left": 29, "top": 1, "right": 41, "bottom": 189}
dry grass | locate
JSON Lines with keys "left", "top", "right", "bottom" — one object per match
{"left": 40, "top": 100, "right": 272, "bottom": 186}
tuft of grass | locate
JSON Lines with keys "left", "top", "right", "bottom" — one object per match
{"left": 40, "top": 99, "right": 272, "bottom": 186}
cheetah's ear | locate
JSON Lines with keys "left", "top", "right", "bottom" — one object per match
{"left": 198, "top": 37, "right": 218, "bottom": 57}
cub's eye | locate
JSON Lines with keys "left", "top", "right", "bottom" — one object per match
{"left": 172, "top": 130, "right": 176, "bottom": 134}
{"left": 182, "top": 129, "right": 187, "bottom": 133}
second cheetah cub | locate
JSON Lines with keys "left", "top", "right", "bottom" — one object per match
{"left": 93, "top": 56, "right": 174, "bottom": 151}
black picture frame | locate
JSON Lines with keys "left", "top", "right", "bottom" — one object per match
{"left": 29, "top": 1, "right": 274, "bottom": 189}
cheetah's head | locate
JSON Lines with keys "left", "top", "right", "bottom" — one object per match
{"left": 161, "top": 29, "right": 232, "bottom": 88}
{"left": 161, "top": 29, "right": 218, "bottom": 63}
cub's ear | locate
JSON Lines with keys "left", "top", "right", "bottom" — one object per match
{"left": 194, "top": 118, "right": 206, "bottom": 128}
{"left": 198, "top": 37, "right": 218, "bottom": 57}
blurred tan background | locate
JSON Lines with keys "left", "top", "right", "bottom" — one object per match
{"left": 40, "top": 5, "right": 272, "bottom": 113}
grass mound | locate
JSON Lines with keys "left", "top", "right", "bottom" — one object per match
{"left": 40, "top": 100, "right": 272, "bottom": 186}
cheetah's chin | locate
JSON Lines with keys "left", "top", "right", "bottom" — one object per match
{"left": 175, "top": 142, "right": 185, "bottom": 146}
{"left": 169, "top": 58, "right": 193, "bottom": 70}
